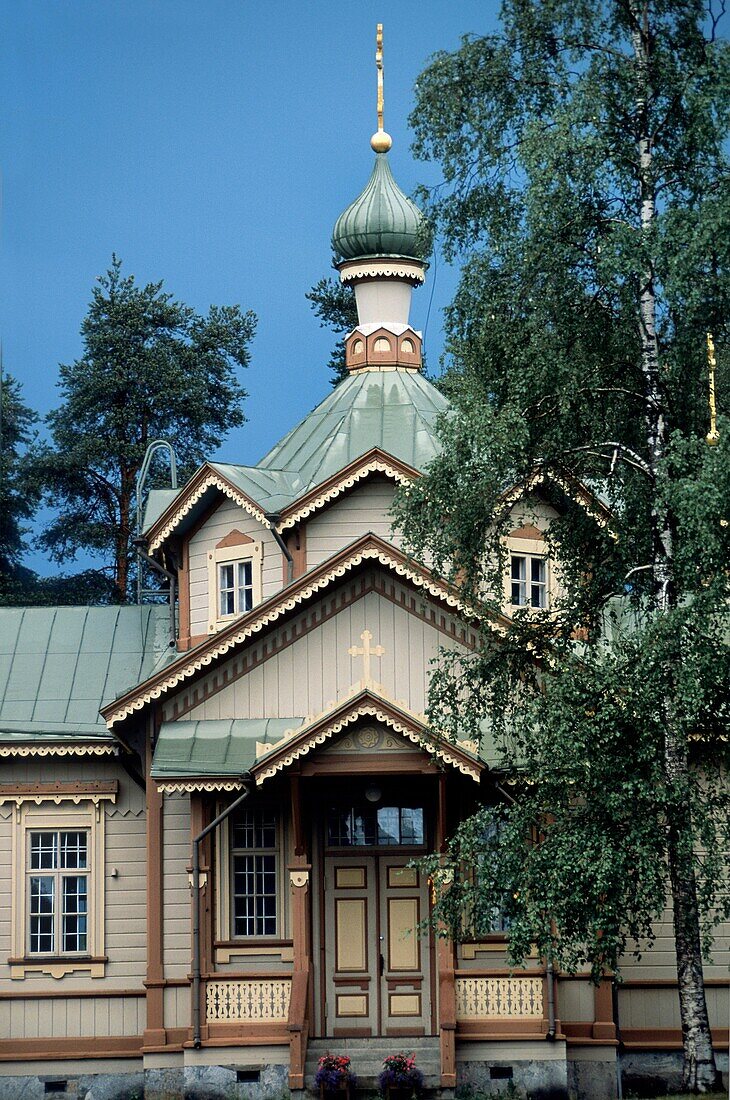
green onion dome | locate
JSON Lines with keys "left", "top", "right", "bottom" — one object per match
{"left": 332, "top": 153, "right": 429, "bottom": 262}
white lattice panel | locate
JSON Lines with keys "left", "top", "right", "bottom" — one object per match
{"left": 206, "top": 979, "right": 292, "bottom": 1022}
{"left": 455, "top": 976, "right": 543, "bottom": 1019}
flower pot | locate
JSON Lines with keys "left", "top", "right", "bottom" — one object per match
{"left": 320, "top": 1084, "right": 352, "bottom": 1100}
{"left": 385, "top": 1086, "right": 417, "bottom": 1100}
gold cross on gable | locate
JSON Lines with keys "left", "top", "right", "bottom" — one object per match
{"left": 348, "top": 630, "right": 385, "bottom": 687}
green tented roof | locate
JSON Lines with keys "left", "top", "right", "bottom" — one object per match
{"left": 151, "top": 718, "right": 306, "bottom": 778}
{"left": 256, "top": 369, "right": 448, "bottom": 482}
{"left": 143, "top": 368, "right": 450, "bottom": 538}
{"left": 0, "top": 606, "right": 175, "bottom": 741}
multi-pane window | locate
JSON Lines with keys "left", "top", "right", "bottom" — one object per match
{"left": 510, "top": 554, "right": 548, "bottom": 609}
{"left": 218, "top": 559, "right": 254, "bottom": 618}
{"left": 327, "top": 805, "right": 426, "bottom": 847}
{"left": 28, "top": 831, "right": 88, "bottom": 955}
{"left": 231, "top": 807, "right": 277, "bottom": 937}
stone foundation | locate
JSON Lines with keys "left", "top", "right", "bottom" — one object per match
{"left": 620, "top": 1050, "right": 728, "bottom": 1097}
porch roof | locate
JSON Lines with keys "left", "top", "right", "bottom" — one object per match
{"left": 151, "top": 717, "right": 306, "bottom": 783}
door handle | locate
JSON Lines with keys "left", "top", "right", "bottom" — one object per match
{"left": 379, "top": 952, "right": 385, "bottom": 976}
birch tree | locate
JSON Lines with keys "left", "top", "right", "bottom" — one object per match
{"left": 397, "top": 1, "right": 730, "bottom": 1090}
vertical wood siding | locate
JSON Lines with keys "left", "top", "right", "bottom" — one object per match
{"left": 181, "top": 585, "right": 466, "bottom": 722}
{"left": 305, "top": 478, "right": 401, "bottom": 568}
{"left": 163, "top": 792, "right": 192, "bottom": 977}
{"left": 188, "top": 499, "right": 283, "bottom": 636}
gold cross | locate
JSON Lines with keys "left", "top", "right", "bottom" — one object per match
{"left": 376, "top": 23, "right": 384, "bottom": 133}
{"left": 348, "top": 630, "right": 385, "bottom": 686}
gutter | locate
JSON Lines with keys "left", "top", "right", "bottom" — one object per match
{"left": 265, "top": 513, "right": 294, "bottom": 584}
{"left": 546, "top": 948, "right": 556, "bottom": 1040}
{"left": 191, "top": 777, "right": 253, "bottom": 1048}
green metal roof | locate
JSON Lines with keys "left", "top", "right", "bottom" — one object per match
{"left": 0, "top": 606, "right": 175, "bottom": 741}
{"left": 151, "top": 718, "right": 306, "bottom": 778}
{"left": 256, "top": 368, "right": 449, "bottom": 484}
{"left": 332, "top": 153, "right": 428, "bottom": 262}
{"left": 143, "top": 369, "right": 449, "bottom": 538}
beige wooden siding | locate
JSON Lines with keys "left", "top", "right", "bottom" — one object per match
{"left": 0, "top": 995, "right": 145, "bottom": 1039}
{"left": 559, "top": 977, "right": 595, "bottom": 1024}
{"left": 180, "top": 584, "right": 469, "bottom": 722}
{"left": 164, "top": 983, "right": 190, "bottom": 1029}
{"left": 305, "top": 478, "right": 401, "bottom": 568}
{"left": 163, "top": 792, "right": 192, "bottom": 977}
{"left": 0, "top": 756, "right": 146, "bottom": 994}
{"left": 188, "top": 498, "right": 283, "bottom": 636}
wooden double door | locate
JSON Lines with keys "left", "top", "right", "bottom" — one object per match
{"left": 323, "top": 853, "right": 433, "bottom": 1036}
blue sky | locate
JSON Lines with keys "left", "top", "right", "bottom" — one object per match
{"left": 1, "top": 1, "right": 501, "bottom": 574}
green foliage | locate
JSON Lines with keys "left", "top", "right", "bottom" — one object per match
{"left": 306, "top": 272, "right": 358, "bottom": 385}
{"left": 398, "top": 2, "right": 730, "bottom": 1085}
{"left": 0, "top": 373, "right": 38, "bottom": 581}
{"left": 30, "top": 256, "right": 255, "bottom": 601}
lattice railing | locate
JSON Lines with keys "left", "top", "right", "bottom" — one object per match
{"left": 206, "top": 979, "right": 292, "bottom": 1022}
{"left": 455, "top": 976, "right": 543, "bottom": 1019}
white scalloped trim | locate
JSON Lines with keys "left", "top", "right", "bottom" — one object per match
{"left": 157, "top": 779, "right": 245, "bottom": 794}
{"left": 148, "top": 473, "right": 268, "bottom": 552}
{"left": 0, "top": 790, "right": 118, "bottom": 807}
{"left": 279, "top": 460, "right": 411, "bottom": 531}
{"left": 254, "top": 702, "right": 481, "bottom": 785}
{"left": 338, "top": 260, "right": 426, "bottom": 284}
{"left": 502, "top": 471, "right": 613, "bottom": 533}
{"left": 0, "top": 743, "right": 119, "bottom": 758}
{"left": 105, "top": 545, "right": 478, "bottom": 728}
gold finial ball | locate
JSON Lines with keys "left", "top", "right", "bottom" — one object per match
{"left": 371, "top": 129, "right": 393, "bottom": 153}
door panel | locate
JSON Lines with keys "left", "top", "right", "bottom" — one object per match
{"left": 378, "top": 856, "right": 431, "bottom": 1035}
{"left": 324, "top": 856, "right": 378, "bottom": 1036}
{"left": 324, "top": 854, "right": 433, "bottom": 1036}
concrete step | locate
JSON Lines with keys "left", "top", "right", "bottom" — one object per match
{"left": 305, "top": 1037, "right": 442, "bottom": 1094}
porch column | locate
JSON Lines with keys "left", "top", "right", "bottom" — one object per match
{"left": 143, "top": 709, "right": 167, "bottom": 1049}
{"left": 593, "top": 976, "right": 617, "bottom": 1040}
{"left": 288, "top": 774, "right": 312, "bottom": 1090}
{"left": 436, "top": 773, "right": 457, "bottom": 1089}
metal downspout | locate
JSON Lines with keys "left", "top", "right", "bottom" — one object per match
{"left": 546, "top": 949, "right": 556, "bottom": 1041}
{"left": 132, "top": 539, "right": 177, "bottom": 645}
{"left": 192, "top": 778, "right": 253, "bottom": 1049}
{"left": 264, "top": 513, "right": 294, "bottom": 585}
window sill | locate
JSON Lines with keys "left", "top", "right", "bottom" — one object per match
{"left": 8, "top": 955, "right": 107, "bottom": 980}
{"left": 215, "top": 941, "right": 293, "bottom": 964}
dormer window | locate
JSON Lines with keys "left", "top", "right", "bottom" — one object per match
{"left": 218, "top": 559, "right": 254, "bottom": 618}
{"left": 208, "top": 533, "right": 263, "bottom": 632}
{"left": 510, "top": 554, "right": 548, "bottom": 609}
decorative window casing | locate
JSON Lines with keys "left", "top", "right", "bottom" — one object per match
{"left": 208, "top": 539, "right": 263, "bottom": 633}
{"left": 8, "top": 796, "right": 111, "bottom": 979}
{"left": 216, "top": 804, "right": 284, "bottom": 942}
{"left": 510, "top": 553, "right": 548, "bottom": 609}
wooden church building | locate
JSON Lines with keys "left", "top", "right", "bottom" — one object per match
{"left": 0, "top": 57, "right": 728, "bottom": 1100}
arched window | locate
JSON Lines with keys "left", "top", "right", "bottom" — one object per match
{"left": 352, "top": 338, "right": 364, "bottom": 355}
{"left": 400, "top": 338, "right": 415, "bottom": 354}
{"left": 373, "top": 337, "right": 391, "bottom": 353}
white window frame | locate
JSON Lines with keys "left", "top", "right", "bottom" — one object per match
{"left": 510, "top": 552, "right": 548, "bottom": 609}
{"left": 208, "top": 539, "right": 263, "bottom": 633}
{"left": 10, "top": 801, "right": 107, "bottom": 979}
{"left": 215, "top": 804, "right": 285, "bottom": 945}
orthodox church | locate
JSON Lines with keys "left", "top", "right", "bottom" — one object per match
{"left": 0, "top": 35, "right": 726, "bottom": 1100}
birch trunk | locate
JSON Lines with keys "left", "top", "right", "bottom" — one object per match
{"left": 630, "top": 2, "right": 720, "bottom": 1089}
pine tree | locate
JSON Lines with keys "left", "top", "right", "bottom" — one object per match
{"left": 306, "top": 274, "right": 358, "bottom": 385}
{"left": 0, "top": 372, "right": 38, "bottom": 592}
{"left": 397, "top": 1, "right": 730, "bottom": 1090}
{"left": 31, "top": 256, "right": 256, "bottom": 602}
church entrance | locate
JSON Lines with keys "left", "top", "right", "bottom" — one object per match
{"left": 321, "top": 801, "right": 434, "bottom": 1037}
